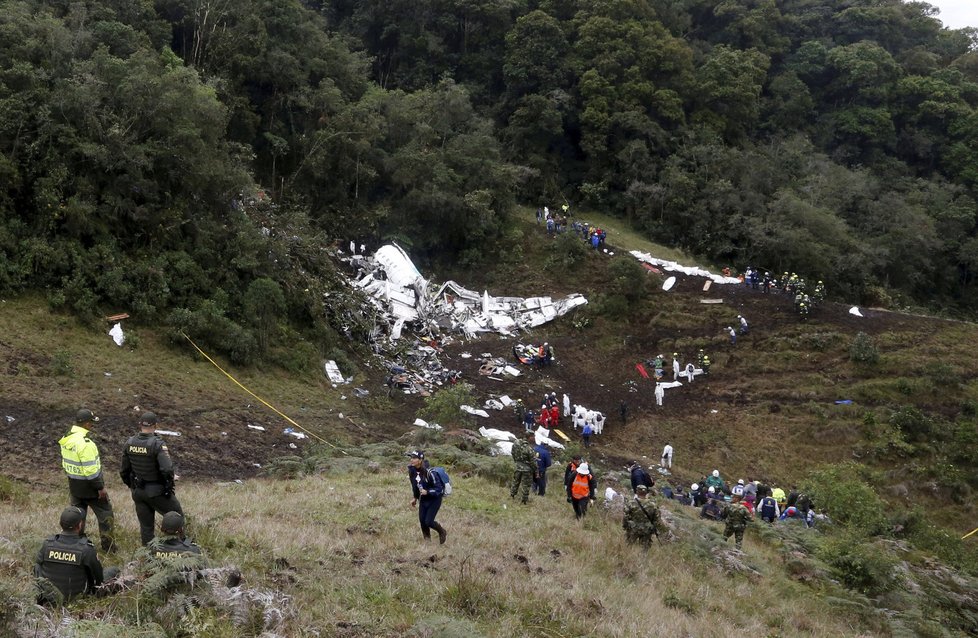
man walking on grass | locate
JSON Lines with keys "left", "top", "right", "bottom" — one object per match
{"left": 59, "top": 409, "right": 115, "bottom": 553}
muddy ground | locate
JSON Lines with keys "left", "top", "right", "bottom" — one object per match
{"left": 0, "top": 267, "right": 934, "bottom": 493}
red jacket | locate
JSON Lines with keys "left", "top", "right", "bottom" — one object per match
{"left": 549, "top": 405, "right": 560, "bottom": 425}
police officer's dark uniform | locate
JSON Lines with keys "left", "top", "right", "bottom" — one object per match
{"left": 120, "top": 412, "right": 184, "bottom": 545}
{"left": 34, "top": 507, "right": 109, "bottom": 605}
{"left": 148, "top": 512, "right": 204, "bottom": 561}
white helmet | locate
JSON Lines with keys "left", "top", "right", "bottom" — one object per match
{"left": 712, "top": 470, "right": 720, "bottom": 478}
{"left": 691, "top": 483, "right": 699, "bottom": 491}
{"left": 737, "top": 479, "right": 744, "bottom": 485}
{"left": 708, "top": 486, "right": 716, "bottom": 494}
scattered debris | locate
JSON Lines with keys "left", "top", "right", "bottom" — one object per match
{"left": 630, "top": 251, "right": 742, "bottom": 284}
{"left": 283, "top": 428, "right": 307, "bottom": 439}
{"left": 247, "top": 424, "right": 266, "bottom": 432}
{"left": 103, "top": 372, "right": 112, "bottom": 377}
{"left": 484, "top": 399, "right": 505, "bottom": 411}
{"left": 323, "top": 360, "right": 347, "bottom": 384}
{"left": 662, "top": 276, "right": 677, "bottom": 291}
{"left": 413, "top": 418, "right": 442, "bottom": 430}
{"left": 353, "top": 387, "right": 370, "bottom": 398}
{"left": 461, "top": 405, "right": 490, "bottom": 418}
{"left": 702, "top": 280, "right": 712, "bottom": 292}
{"left": 850, "top": 306, "right": 864, "bottom": 317}
{"left": 155, "top": 430, "right": 181, "bottom": 437}
{"left": 700, "top": 299, "right": 724, "bottom": 304}
{"left": 108, "top": 322, "right": 125, "bottom": 346}
{"left": 5, "top": 415, "right": 14, "bottom": 423}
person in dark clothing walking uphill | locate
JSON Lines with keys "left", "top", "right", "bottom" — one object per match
{"left": 408, "top": 450, "right": 448, "bottom": 544}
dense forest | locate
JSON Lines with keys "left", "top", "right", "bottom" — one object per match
{"left": 1, "top": 0, "right": 977, "bottom": 362}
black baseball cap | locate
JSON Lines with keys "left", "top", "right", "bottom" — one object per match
{"left": 161, "top": 511, "right": 185, "bottom": 533}
{"left": 407, "top": 450, "right": 424, "bottom": 459}
{"left": 60, "top": 506, "right": 85, "bottom": 530}
{"left": 75, "top": 409, "right": 98, "bottom": 424}
{"left": 139, "top": 412, "right": 158, "bottom": 426}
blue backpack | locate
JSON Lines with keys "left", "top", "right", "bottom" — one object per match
{"left": 431, "top": 467, "right": 452, "bottom": 496}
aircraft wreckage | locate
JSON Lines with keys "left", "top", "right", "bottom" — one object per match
{"left": 348, "top": 244, "right": 588, "bottom": 343}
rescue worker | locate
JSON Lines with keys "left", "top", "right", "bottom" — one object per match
{"left": 701, "top": 356, "right": 711, "bottom": 375}
{"left": 148, "top": 512, "right": 204, "bottom": 561}
{"left": 738, "top": 314, "right": 749, "bottom": 334}
{"left": 619, "top": 400, "right": 628, "bottom": 426}
{"left": 622, "top": 485, "right": 659, "bottom": 547}
{"left": 655, "top": 383, "right": 665, "bottom": 406}
{"left": 34, "top": 506, "right": 117, "bottom": 605}
{"left": 726, "top": 326, "right": 736, "bottom": 345}
{"left": 705, "top": 469, "right": 725, "bottom": 492}
{"left": 120, "top": 412, "right": 184, "bottom": 545}
{"left": 533, "top": 439, "right": 553, "bottom": 496}
{"left": 661, "top": 444, "right": 673, "bottom": 469}
{"left": 724, "top": 495, "right": 752, "bottom": 549}
{"left": 509, "top": 431, "right": 538, "bottom": 504}
{"left": 569, "top": 462, "right": 595, "bottom": 519}
{"left": 697, "top": 349, "right": 705, "bottom": 367}
{"left": 59, "top": 409, "right": 115, "bottom": 552}
{"left": 672, "top": 353, "right": 681, "bottom": 381}
{"left": 513, "top": 399, "right": 526, "bottom": 427}
{"left": 629, "top": 461, "right": 654, "bottom": 494}
{"left": 407, "top": 451, "right": 447, "bottom": 543}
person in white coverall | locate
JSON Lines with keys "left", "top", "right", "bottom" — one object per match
{"left": 661, "top": 444, "right": 673, "bottom": 468}
{"left": 672, "top": 354, "right": 681, "bottom": 381}
{"left": 654, "top": 383, "right": 664, "bottom": 406}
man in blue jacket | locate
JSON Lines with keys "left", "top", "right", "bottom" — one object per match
{"left": 407, "top": 451, "right": 447, "bottom": 544}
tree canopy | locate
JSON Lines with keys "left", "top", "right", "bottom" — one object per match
{"left": 1, "top": 0, "right": 977, "bottom": 363}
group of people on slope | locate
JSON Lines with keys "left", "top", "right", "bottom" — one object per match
{"left": 35, "top": 408, "right": 203, "bottom": 605}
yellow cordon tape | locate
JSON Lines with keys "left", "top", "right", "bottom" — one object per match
{"left": 181, "top": 332, "right": 346, "bottom": 454}
{"left": 963, "top": 526, "right": 978, "bottom": 540}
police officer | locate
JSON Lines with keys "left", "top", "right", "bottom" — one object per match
{"left": 120, "top": 412, "right": 184, "bottom": 545}
{"left": 34, "top": 506, "right": 115, "bottom": 605}
{"left": 59, "top": 409, "right": 115, "bottom": 552}
{"left": 148, "top": 512, "right": 204, "bottom": 561}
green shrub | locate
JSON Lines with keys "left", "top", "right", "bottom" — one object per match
{"left": 818, "top": 537, "right": 898, "bottom": 596}
{"left": 0, "top": 475, "right": 28, "bottom": 503}
{"left": 48, "top": 349, "right": 74, "bottom": 376}
{"left": 849, "top": 332, "right": 879, "bottom": 364}
{"left": 889, "top": 407, "right": 932, "bottom": 443}
{"left": 545, "top": 231, "right": 588, "bottom": 271}
{"left": 801, "top": 464, "right": 888, "bottom": 535}
{"left": 418, "top": 383, "right": 477, "bottom": 428}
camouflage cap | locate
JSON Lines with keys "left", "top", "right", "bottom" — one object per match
{"left": 635, "top": 485, "right": 650, "bottom": 494}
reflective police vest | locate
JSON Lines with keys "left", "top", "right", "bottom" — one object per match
{"left": 59, "top": 426, "right": 102, "bottom": 481}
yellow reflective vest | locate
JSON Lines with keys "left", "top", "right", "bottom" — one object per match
{"left": 59, "top": 426, "right": 102, "bottom": 481}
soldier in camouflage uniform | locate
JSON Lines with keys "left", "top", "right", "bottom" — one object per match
{"left": 622, "top": 485, "right": 659, "bottom": 547}
{"left": 509, "top": 431, "right": 538, "bottom": 504}
{"left": 723, "top": 494, "right": 752, "bottom": 549}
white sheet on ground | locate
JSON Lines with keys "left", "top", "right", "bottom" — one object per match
{"left": 849, "top": 306, "right": 863, "bottom": 317}
{"left": 461, "top": 405, "right": 490, "bottom": 418}
{"left": 630, "top": 250, "right": 741, "bottom": 284}
{"left": 109, "top": 323, "right": 125, "bottom": 346}
{"left": 479, "top": 427, "right": 517, "bottom": 442}
{"left": 413, "top": 418, "right": 442, "bottom": 430}
{"left": 662, "top": 276, "right": 676, "bottom": 291}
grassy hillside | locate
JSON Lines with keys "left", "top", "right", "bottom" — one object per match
{"left": 0, "top": 459, "right": 940, "bottom": 638}
{"left": 2, "top": 209, "right": 978, "bottom": 636}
